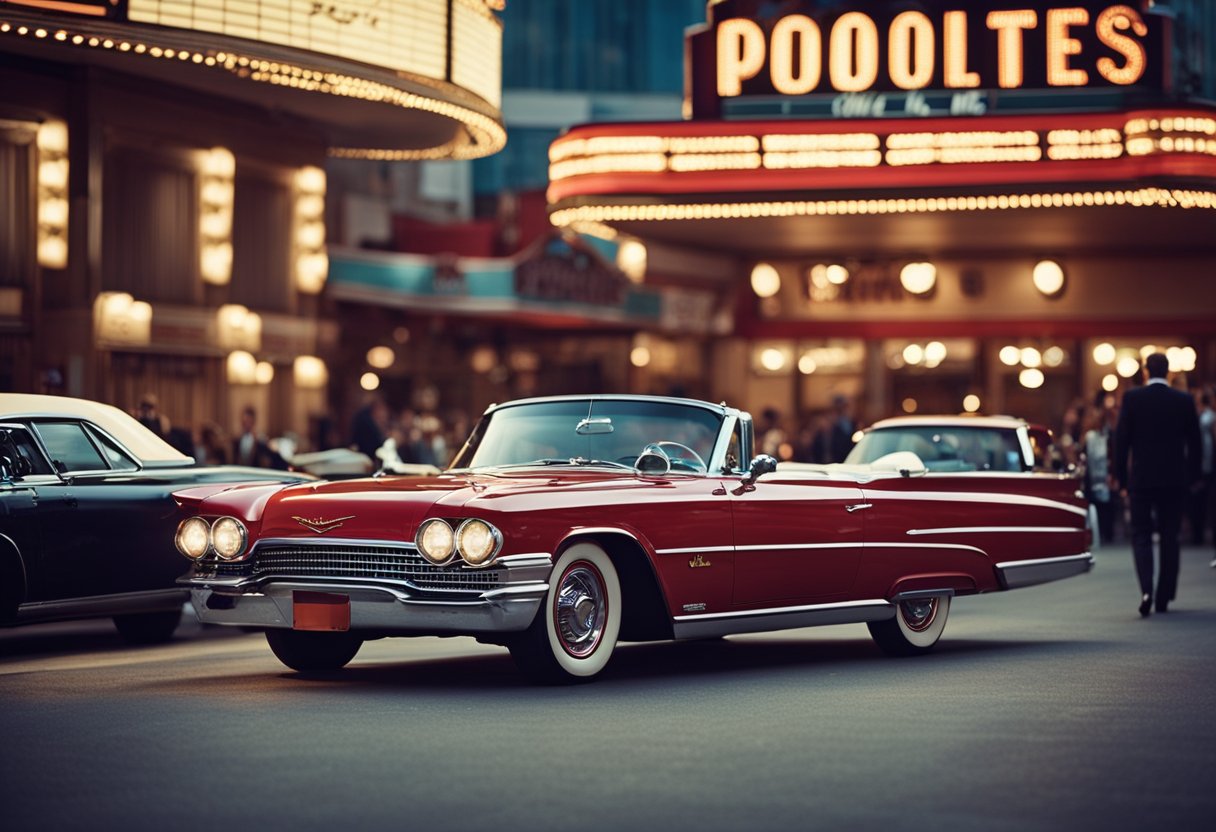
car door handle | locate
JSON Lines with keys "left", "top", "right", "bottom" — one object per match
{"left": 845, "top": 503, "right": 872, "bottom": 513}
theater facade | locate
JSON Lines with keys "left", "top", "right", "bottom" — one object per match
{"left": 546, "top": 0, "right": 1216, "bottom": 427}
{"left": 0, "top": 0, "right": 504, "bottom": 443}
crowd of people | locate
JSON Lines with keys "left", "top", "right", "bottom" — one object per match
{"left": 132, "top": 393, "right": 472, "bottom": 473}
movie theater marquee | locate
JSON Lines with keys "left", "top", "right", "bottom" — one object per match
{"left": 686, "top": 1, "right": 1169, "bottom": 119}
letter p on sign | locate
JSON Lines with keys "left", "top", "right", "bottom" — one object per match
{"left": 718, "top": 19, "right": 766, "bottom": 96}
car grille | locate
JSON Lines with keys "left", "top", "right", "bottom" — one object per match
{"left": 216, "top": 542, "right": 505, "bottom": 593}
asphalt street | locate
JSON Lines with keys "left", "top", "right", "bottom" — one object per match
{"left": 2, "top": 542, "right": 1214, "bottom": 831}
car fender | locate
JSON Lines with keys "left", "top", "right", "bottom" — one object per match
{"left": 887, "top": 572, "right": 979, "bottom": 600}
{"left": 553, "top": 526, "right": 674, "bottom": 641}
{"left": 173, "top": 481, "right": 293, "bottom": 522}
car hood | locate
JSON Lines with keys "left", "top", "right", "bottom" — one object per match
{"left": 255, "top": 468, "right": 661, "bottom": 540}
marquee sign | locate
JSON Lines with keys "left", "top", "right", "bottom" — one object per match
{"left": 685, "top": 0, "right": 1170, "bottom": 120}
{"left": 0, "top": 0, "right": 503, "bottom": 109}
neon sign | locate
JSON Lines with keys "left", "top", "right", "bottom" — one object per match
{"left": 686, "top": 1, "right": 1167, "bottom": 119}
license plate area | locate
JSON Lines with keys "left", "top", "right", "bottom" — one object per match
{"left": 293, "top": 591, "right": 351, "bottom": 631}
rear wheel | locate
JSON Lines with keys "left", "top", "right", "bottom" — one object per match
{"left": 112, "top": 609, "right": 182, "bottom": 645}
{"left": 265, "top": 629, "right": 363, "bottom": 672}
{"left": 868, "top": 594, "right": 950, "bottom": 656}
{"left": 509, "top": 542, "right": 621, "bottom": 684}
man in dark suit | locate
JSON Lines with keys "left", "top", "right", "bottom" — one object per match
{"left": 232, "top": 405, "right": 287, "bottom": 470}
{"left": 1113, "top": 352, "right": 1202, "bottom": 616}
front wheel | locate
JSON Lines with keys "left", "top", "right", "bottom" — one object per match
{"left": 509, "top": 542, "right": 621, "bottom": 684}
{"left": 868, "top": 594, "right": 951, "bottom": 657}
{"left": 112, "top": 609, "right": 182, "bottom": 645}
{"left": 265, "top": 629, "right": 363, "bottom": 672}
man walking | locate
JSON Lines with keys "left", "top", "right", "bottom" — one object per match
{"left": 1113, "top": 353, "right": 1202, "bottom": 616}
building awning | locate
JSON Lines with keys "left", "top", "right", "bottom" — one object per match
{"left": 0, "top": 1, "right": 505, "bottom": 159}
{"left": 546, "top": 107, "right": 1216, "bottom": 257}
{"left": 326, "top": 237, "right": 730, "bottom": 335}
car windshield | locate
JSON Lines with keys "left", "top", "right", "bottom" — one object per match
{"left": 846, "top": 424, "right": 1029, "bottom": 472}
{"left": 450, "top": 399, "right": 724, "bottom": 472}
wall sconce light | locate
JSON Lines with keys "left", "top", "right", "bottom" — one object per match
{"left": 616, "top": 239, "right": 647, "bottom": 283}
{"left": 899, "top": 261, "right": 936, "bottom": 295}
{"left": 470, "top": 346, "right": 498, "bottom": 374}
{"left": 751, "top": 342, "right": 794, "bottom": 375}
{"left": 1018, "top": 367, "right": 1045, "bottom": 389}
{"left": 198, "top": 147, "right": 235, "bottom": 285}
{"left": 750, "top": 262, "right": 781, "bottom": 298}
{"left": 295, "top": 166, "right": 328, "bottom": 294}
{"left": 255, "top": 361, "right": 275, "bottom": 385}
{"left": 1032, "top": 259, "right": 1066, "bottom": 297}
{"left": 37, "top": 120, "right": 69, "bottom": 269}
{"left": 293, "top": 355, "right": 329, "bottom": 389}
{"left": 366, "top": 346, "right": 395, "bottom": 369}
{"left": 93, "top": 291, "right": 152, "bottom": 346}
{"left": 226, "top": 350, "right": 257, "bottom": 385}
{"left": 216, "top": 303, "right": 262, "bottom": 352}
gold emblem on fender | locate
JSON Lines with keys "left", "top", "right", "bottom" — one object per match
{"left": 688, "top": 554, "right": 712, "bottom": 569}
{"left": 293, "top": 515, "right": 356, "bottom": 534}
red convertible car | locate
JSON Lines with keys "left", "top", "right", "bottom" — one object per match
{"left": 174, "top": 395, "right": 1093, "bottom": 682}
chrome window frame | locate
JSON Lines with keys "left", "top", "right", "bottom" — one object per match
{"left": 25, "top": 418, "right": 144, "bottom": 477}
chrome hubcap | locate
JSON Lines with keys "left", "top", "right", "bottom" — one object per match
{"left": 900, "top": 598, "right": 938, "bottom": 632}
{"left": 555, "top": 563, "right": 606, "bottom": 658}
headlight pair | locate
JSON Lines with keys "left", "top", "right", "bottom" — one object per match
{"left": 415, "top": 518, "right": 501, "bottom": 567}
{"left": 175, "top": 516, "right": 249, "bottom": 562}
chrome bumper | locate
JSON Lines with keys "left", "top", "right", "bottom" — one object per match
{"left": 188, "top": 582, "right": 547, "bottom": 634}
{"left": 181, "top": 550, "right": 551, "bottom": 636}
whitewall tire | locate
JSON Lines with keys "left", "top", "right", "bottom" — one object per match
{"left": 867, "top": 594, "right": 951, "bottom": 657}
{"left": 509, "top": 542, "right": 621, "bottom": 683}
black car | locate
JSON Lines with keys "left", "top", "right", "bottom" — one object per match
{"left": 0, "top": 394, "right": 311, "bottom": 644}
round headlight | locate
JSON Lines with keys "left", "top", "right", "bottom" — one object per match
{"left": 175, "top": 516, "right": 211, "bottom": 560}
{"left": 416, "top": 518, "right": 455, "bottom": 564}
{"left": 211, "top": 516, "right": 248, "bottom": 561}
{"left": 456, "top": 519, "right": 501, "bottom": 566}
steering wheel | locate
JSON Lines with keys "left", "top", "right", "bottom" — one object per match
{"left": 652, "top": 441, "right": 707, "bottom": 473}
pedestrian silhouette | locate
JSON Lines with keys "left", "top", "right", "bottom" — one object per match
{"left": 1112, "top": 352, "right": 1202, "bottom": 616}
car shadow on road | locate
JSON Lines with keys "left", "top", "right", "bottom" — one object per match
{"left": 144, "top": 633, "right": 1098, "bottom": 696}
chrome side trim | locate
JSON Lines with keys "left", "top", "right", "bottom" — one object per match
{"left": 655, "top": 545, "right": 734, "bottom": 555}
{"left": 907, "top": 526, "right": 1081, "bottom": 536}
{"left": 657, "top": 541, "right": 987, "bottom": 556}
{"left": 495, "top": 553, "right": 553, "bottom": 568}
{"left": 736, "top": 542, "right": 858, "bottom": 552}
{"left": 995, "top": 552, "right": 1094, "bottom": 589}
{"left": 481, "top": 582, "right": 550, "bottom": 600}
{"left": 672, "top": 599, "right": 894, "bottom": 640}
{"left": 866, "top": 490, "right": 1089, "bottom": 518}
{"left": 863, "top": 541, "right": 987, "bottom": 555}
{"left": 17, "top": 588, "right": 188, "bottom": 623}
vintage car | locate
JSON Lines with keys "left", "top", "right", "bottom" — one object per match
{"left": 0, "top": 393, "right": 311, "bottom": 643}
{"left": 174, "top": 395, "right": 1093, "bottom": 682}
{"left": 845, "top": 414, "right": 1059, "bottom": 473}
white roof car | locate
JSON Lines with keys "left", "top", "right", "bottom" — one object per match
{"left": 0, "top": 393, "right": 192, "bottom": 466}
{"left": 845, "top": 414, "right": 1051, "bottom": 473}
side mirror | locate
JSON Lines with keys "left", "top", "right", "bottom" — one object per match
{"left": 735, "top": 454, "right": 777, "bottom": 492}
